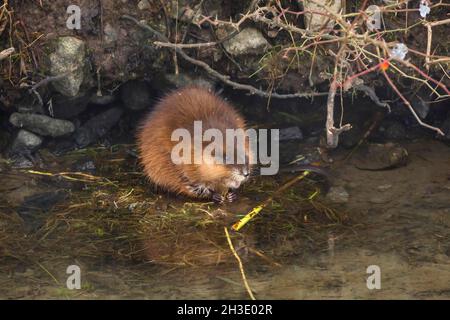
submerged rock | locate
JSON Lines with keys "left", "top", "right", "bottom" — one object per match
{"left": 119, "top": 80, "right": 153, "bottom": 111}
{"left": 75, "top": 106, "right": 124, "bottom": 147}
{"left": 352, "top": 143, "right": 409, "bottom": 170}
{"left": 49, "top": 36, "right": 87, "bottom": 97}
{"left": 326, "top": 186, "right": 349, "bottom": 204}
{"left": 10, "top": 130, "right": 43, "bottom": 154}
{"left": 222, "top": 28, "right": 270, "bottom": 56}
{"left": 9, "top": 113, "right": 75, "bottom": 137}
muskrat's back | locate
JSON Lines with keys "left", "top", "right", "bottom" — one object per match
{"left": 137, "top": 86, "right": 251, "bottom": 201}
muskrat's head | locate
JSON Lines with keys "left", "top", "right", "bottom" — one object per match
{"left": 223, "top": 163, "right": 252, "bottom": 189}
{"left": 220, "top": 142, "right": 254, "bottom": 189}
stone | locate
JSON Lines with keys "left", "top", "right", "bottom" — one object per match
{"left": 441, "top": 117, "right": 450, "bottom": 141}
{"left": 75, "top": 106, "right": 124, "bottom": 147}
{"left": 50, "top": 92, "right": 91, "bottom": 119}
{"left": 164, "top": 73, "right": 216, "bottom": 91}
{"left": 222, "top": 28, "right": 270, "bottom": 57}
{"left": 383, "top": 121, "right": 407, "bottom": 140}
{"left": 49, "top": 36, "right": 87, "bottom": 97}
{"left": 119, "top": 80, "right": 153, "bottom": 111}
{"left": 137, "top": 0, "right": 151, "bottom": 10}
{"left": 326, "top": 186, "right": 349, "bottom": 204}
{"left": 9, "top": 113, "right": 75, "bottom": 137}
{"left": 10, "top": 130, "right": 43, "bottom": 154}
{"left": 302, "top": 0, "right": 342, "bottom": 32}
{"left": 90, "top": 94, "right": 117, "bottom": 106}
{"left": 277, "top": 127, "right": 304, "bottom": 141}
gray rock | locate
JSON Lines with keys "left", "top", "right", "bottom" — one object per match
{"left": 51, "top": 92, "right": 91, "bottom": 119}
{"left": 137, "top": 0, "right": 151, "bottom": 10}
{"left": 119, "top": 80, "right": 153, "bottom": 111}
{"left": 277, "top": 127, "right": 304, "bottom": 141}
{"left": 441, "top": 117, "right": 450, "bottom": 141}
{"left": 10, "top": 155, "right": 34, "bottom": 169}
{"left": 10, "top": 113, "right": 75, "bottom": 137}
{"left": 383, "top": 121, "right": 407, "bottom": 140}
{"left": 302, "top": 0, "right": 341, "bottom": 31}
{"left": 326, "top": 186, "right": 349, "bottom": 204}
{"left": 75, "top": 106, "right": 124, "bottom": 147}
{"left": 11, "top": 130, "right": 43, "bottom": 153}
{"left": 164, "top": 73, "right": 216, "bottom": 91}
{"left": 223, "top": 28, "right": 270, "bottom": 57}
{"left": 89, "top": 94, "right": 117, "bottom": 106}
{"left": 49, "top": 36, "right": 87, "bottom": 97}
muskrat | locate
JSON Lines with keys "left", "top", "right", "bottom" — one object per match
{"left": 137, "top": 86, "right": 253, "bottom": 203}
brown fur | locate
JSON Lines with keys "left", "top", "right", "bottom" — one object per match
{"left": 137, "top": 86, "right": 251, "bottom": 199}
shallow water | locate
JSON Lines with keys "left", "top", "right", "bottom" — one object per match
{"left": 0, "top": 139, "right": 449, "bottom": 299}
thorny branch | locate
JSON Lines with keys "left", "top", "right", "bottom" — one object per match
{"left": 121, "top": 0, "right": 449, "bottom": 147}
{"left": 121, "top": 15, "right": 327, "bottom": 100}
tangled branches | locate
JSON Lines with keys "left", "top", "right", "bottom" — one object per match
{"left": 125, "top": 0, "right": 449, "bottom": 147}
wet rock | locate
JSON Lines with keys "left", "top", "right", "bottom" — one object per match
{"left": 119, "top": 80, "right": 153, "bottom": 111}
{"left": 276, "top": 127, "right": 304, "bottom": 141}
{"left": 340, "top": 125, "right": 363, "bottom": 149}
{"left": 410, "top": 96, "right": 430, "bottom": 119}
{"left": 9, "top": 113, "right": 75, "bottom": 137}
{"left": 137, "top": 0, "right": 151, "bottom": 10}
{"left": 9, "top": 154, "right": 34, "bottom": 169}
{"left": 164, "top": 73, "right": 216, "bottom": 91}
{"left": 51, "top": 92, "right": 91, "bottom": 119}
{"left": 49, "top": 36, "right": 87, "bottom": 97}
{"left": 302, "top": 0, "right": 341, "bottom": 31}
{"left": 222, "top": 28, "right": 270, "bottom": 57}
{"left": 326, "top": 186, "right": 349, "bottom": 204}
{"left": 353, "top": 143, "right": 408, "bottom": 170}
{"left": 75, "top": 106, "right": 124, "bottom": 147}
{"left": 90, "top": 94, "right": 117, "bottom": 106}
{"left": 382, "top": 120, "right": 407, "bottom": 140}
{"left": 19, "top": 190, "right": 68, "bottom": 215}
{"left": 18, "top": 190, "right": 68, "bottom": 231}
{"left": 15, "top": 89, "right": 45, "bottom": 114}
{"left": 75, "top": 160, "right": 96, "bottom": 172}
{"left": 10, "top": 130, "right": 43, "bottom": 154}
{"left": 440, "top": 117, "right": 450, "bottom": 141}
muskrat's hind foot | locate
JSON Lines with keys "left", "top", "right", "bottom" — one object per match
{"left": 226, "top": 191, "right": 238, "bottom": 203}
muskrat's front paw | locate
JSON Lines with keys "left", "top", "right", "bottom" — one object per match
{"left": 187, "top": 184, "right": 212, "bottom": 198}
{"left": 226, "top": 191, "right": 238, "bottom": 203}
{"left": 212, "top": 193, "right": 225, "bottom": 204}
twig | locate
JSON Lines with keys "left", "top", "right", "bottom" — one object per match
{"left": 224, "top": 227, "right": 256, "bottom": 300}
{"left": 354, "top": 83, "right": 391, "bottom": 111}
{"left": 0, "top": 47, "right": 14, "bottom": 60}
{"left": 121, "top": 15, "right": 327, "bottom": 99}
{"left": 382, "top": 69, "right": 444, "bottom": 136}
